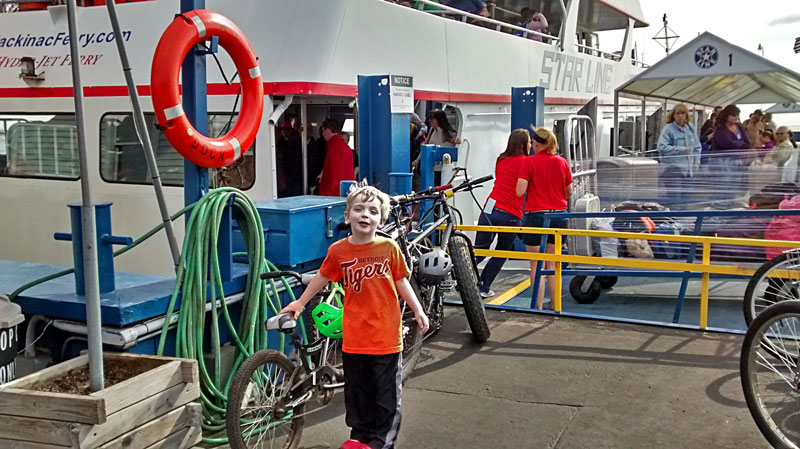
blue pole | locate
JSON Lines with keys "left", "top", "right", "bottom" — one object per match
{"left": 672, "top": 216, "right": 704, "bottom": 323}
{"left": 182, "top": 0, "right": 208, "bottom": 207}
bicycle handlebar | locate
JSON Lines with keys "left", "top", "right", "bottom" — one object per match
{"left": 452, "top": 174, "right": 493, "bottom": 192}
{"left": 390, "top": 174, "right": 493, "bottom": 206}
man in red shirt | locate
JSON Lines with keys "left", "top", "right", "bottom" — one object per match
{"left": 318, "top": 119, "right": 355, "bottom": 196}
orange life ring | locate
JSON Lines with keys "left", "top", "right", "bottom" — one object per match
{"left": 151, "top": 10, "right": 263, "bottom": 168}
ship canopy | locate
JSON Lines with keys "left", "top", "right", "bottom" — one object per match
{"left": 765, "top": 103, "right": 800, "bottom": 114}
{"left": 616, "top": 32, "right": 800, "bottom": 107}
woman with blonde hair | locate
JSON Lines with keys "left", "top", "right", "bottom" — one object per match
{"left": 474, "top": 129, "right": 530, "bottom": 298}
{"left": 516, "top": 127, "right": 573, "bottom": 310}
{"left": 657, "top": 103, "right": 701, "bottom": 206}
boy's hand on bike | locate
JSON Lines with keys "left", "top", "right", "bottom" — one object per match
{"left": 416, "top": 312, "right": 430, "bottom": 334}
{"left": 280, "top": 301, "right": 304, "bottom": 319}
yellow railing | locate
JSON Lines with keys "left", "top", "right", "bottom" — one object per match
{"left": 450, "top": 224, "right": 800, "bottom": 329}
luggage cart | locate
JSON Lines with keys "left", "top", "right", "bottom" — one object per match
{"left": 535, "top": 208, "right": 800, "bottom": 324}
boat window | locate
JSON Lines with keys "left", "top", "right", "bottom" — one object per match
{"left": 0, "top": 114, "right": 80, "bottom": 180}
{"left": 99, "top": 112, "right": 255, "bottom": 190}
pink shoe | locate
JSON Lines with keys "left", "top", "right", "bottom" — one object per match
{"left": 340, "top": 440, "right": 371, "bottom": 449}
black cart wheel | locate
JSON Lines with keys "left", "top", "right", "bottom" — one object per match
{"left": 598, "top": 276, "right": 618, "bottom": 289}
{"left": 569, "top": 276, "right": 602, "bottom": 304}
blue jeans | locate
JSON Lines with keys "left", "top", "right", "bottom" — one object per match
{"left": 474, "top": 208, "right": 521, "bottom": 293}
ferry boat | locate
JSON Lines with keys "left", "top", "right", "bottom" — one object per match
{"left": 0, "top": 0, "right": 650, "bottom": 275}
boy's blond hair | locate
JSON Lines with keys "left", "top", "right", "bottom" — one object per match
{"left": 346, "top": 184, "right": 391, "bottom": 224}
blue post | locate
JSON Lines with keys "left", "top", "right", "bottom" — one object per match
{"left": 356, "top": 75, "right": 412, "bottom": 195}
{"left": 180, "top": 0, "right": 233, "bottom": 280}
{"left": 511, "top": 86, "right": 544, "bottom": 132}
{"left": 672, "top": 216, "right": 704, "bottom": 323}
{"left": 340, "top": 180, "right": 358, "bottom": 197}
{"left": 417, "top": 145, "right": 459, "bottom": 225}
{"left": 182, "top": 0, "right": 209, "bottom": 207}
{"left": 54, "top": 203, "right": 132, "bottom": 295}
{"left": 510, "top": 87, "right": 546, "bottom": 306}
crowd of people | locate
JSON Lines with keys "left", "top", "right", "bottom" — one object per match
{"left": 658, "top": 103, "right": 798, "bottom": 203}
{"left": 385, "top": 0, "right": 551, "bottom": 40}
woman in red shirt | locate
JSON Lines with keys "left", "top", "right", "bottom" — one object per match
{"left": 516, "top": 127, "right": 573, "bottom": 310}
{"left": 474, "top": 129, "right": 530, "bottom": 298}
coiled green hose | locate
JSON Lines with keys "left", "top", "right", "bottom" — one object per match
{"left": 155, "top": 187, "right": 304, "bottom": 445}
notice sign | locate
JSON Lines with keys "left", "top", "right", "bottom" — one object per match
{"left": 389, "top": 75, "right": 414, "bottom": 114}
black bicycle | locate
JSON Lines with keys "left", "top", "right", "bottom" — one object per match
{"left": 383, "top": 174, "right": 494, "bottom": 376}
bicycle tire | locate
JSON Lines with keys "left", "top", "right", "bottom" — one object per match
{"left": 449, "top": 234, "right": 491, "bottom": 343}
{"left": 401, "top": 302, "right": 424, "bottom": 382}
{"left": 744, "top": 251, "right": 800, "bottom": 326}
{"left": 740, "top": 301, "right": 800, "bottom": 449}
{"left": 411, "top": 275, "right": 443, "bottom": 336}
{"left": 226, "top": 350, "right": 305, "bottom": 449}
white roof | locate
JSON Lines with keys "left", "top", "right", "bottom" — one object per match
{"left": 616, "top": 32, "right": 800, "bottom": 107}
{"left": 765, "top": 103, "right": 800, "bottom": 114}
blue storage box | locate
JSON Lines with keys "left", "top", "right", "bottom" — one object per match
{"left": 234, "top": 196, "right": 347, "bottom": 267}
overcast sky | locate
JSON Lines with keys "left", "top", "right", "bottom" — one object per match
{"left": 600, "top": 0, "right": 800, "bottom": 125}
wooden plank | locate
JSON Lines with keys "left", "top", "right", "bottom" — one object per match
{"left": 0, "top": 387, "right": 105, "bottom": 424}
{"left": 92, "top": 361, "right": 183, "bottom": 416}
{"left": 73, "top": 382, "right": 200, "bottom": 448}
{"left": 180, "top": 360, "right": 199, "bottom": 385}
{"left": 0, "top": 414, "right": 75, "bottom": 446}
{"left": 98, "top": 403, "right": 202, "bottom": 449}
{"left": 2, "top": 355, "right": 89, "bottom": 390}
{"left": 0, "top": 438, "right": 69, "bottom": 449}
{"left": 104, "top": 353, "right": 185, "bottom": 364}
{"left": 141, "top": 425, "right": 202, "bottom": 449}
{"left": 103, "top": 353, "right": 197, "bottom": 384}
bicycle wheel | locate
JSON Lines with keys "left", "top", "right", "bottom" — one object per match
{"left": 401, "top": 302, "right": 423, "bottom": 382}
{"left": 740, "top": 301, "right": 800, "bottom": 449}
{"left": 449, "top": 234, "right": 491, "bottom": 343}
{"left": 744, "top": 251, "right": 800, "bottom": 326}
{"left": 226, "top": 350, "right": 305, "bottom": 449}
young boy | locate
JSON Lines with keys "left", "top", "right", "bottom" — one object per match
{"left": 281, "top": 185, "right": 430, "bottom": 449}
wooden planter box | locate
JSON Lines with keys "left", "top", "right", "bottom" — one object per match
{"left": 0, "top": 352, "right": 202, "bottom": 448}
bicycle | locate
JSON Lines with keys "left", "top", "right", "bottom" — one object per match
{"left": 226, "top": 269, "right": 422, "bottom": 449}
{"left": 740, "top": 300, "right": 800, "bottom": 449}
{"left": 384, "top": 174, "right": 494, "bottom": 350}
{"left": 226, "top": 270, "right": 347, "bottom": 449}
{"left": 743, "top": 249, "right": 800, "bottom": 326}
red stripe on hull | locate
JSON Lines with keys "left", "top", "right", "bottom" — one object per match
{"left": 0, "top": 82, "right": 594, "bottom": 105}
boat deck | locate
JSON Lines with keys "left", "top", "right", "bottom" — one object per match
{"left": 295, "top": 307, "right": 766, "bottom": 448}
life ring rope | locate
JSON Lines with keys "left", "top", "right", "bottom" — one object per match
{"left": 151, "top": 9, "right": 263, "bottom": 168}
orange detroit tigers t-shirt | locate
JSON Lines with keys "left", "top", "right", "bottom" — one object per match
{"left": 319, "top": 236, "right": 411, "bottom": 355}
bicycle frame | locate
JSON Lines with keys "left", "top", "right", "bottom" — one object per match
{"left": 284, "top": 329, "right": 344, "bottom": 397}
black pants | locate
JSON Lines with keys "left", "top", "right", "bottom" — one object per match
{"left": 343, "top": 352, "right": 402, "bottom": 449}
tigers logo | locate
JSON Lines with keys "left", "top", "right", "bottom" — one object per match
{"left": 341, "top": 258, "right": 390, "bottom": 293}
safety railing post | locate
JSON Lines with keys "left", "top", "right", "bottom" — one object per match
{"left": 554, "top": 232, "right": 562, "bottom": 312}
{"left": 700, "top": 242, "right": 711, "bottom": 329}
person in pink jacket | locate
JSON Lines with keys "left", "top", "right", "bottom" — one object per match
{"left": 764, "top": 195, "right": 800, "bottom": 260}
{"left": 525, "top": 10, "right": 548, "bottom": 42}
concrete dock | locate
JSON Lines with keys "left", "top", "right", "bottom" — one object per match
{"left": 295, "top": 307, "right": 768, "bottom": 448}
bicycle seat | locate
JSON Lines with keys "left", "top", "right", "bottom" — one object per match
{"left": 265, "top": 313, "right": 297, "bottom": 333}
